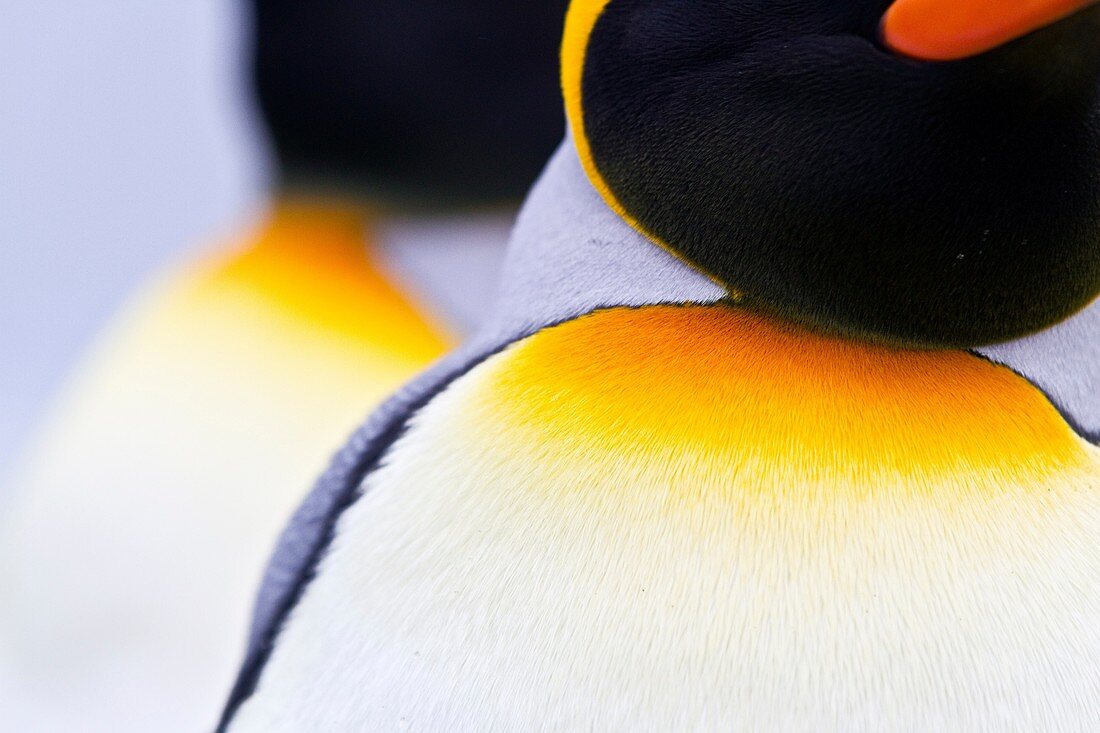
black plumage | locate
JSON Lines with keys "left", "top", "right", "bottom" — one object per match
{"left": 253, "top": 0, "right": 568, "bottom": 209}
{"left": 582, "top": 0, "right": 1100, "bottom": 346}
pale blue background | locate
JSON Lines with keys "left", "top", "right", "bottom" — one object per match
{"left": 0, "top": 1, "right": 268, "bottom": 479}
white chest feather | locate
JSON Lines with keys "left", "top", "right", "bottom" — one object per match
{"left": 231, "top": 307, "right": 1100, "bottom": 731}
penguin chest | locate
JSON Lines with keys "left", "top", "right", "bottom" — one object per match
{"left": 232, "top": 306, "right": 1100, "bottom": 731}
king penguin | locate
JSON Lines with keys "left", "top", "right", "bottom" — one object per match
{"left": 0, "top": 2, "right": 565, "bottom": 731}
{"left": 219, "top": 0, "right": 1100, "bottom": 730}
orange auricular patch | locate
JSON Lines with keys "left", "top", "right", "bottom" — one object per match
{"left": 489, "top": 306, "right": 1085, "bottom": 484}
{"left": 194, "top": 200, "right": 452, "bottom": 361}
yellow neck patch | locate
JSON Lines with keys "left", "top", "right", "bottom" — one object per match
{"left": 491, "top": 305, "right": 1087, "bottom": 487}
{"left": 194, "top": 199, "right": 452, "bottom": 359}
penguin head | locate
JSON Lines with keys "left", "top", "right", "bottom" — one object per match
{"left": 253, "top": 0, "right": 567, "bottom": 209}
{"left": 563, "top": 0, "right": 1100, "bottom": 347}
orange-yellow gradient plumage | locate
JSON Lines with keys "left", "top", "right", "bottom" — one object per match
{"left": 230, "top": 305, "right": 1100, "bottom": 730}
{"left": 495, "top": 305, "right": 1084, "bottom": 483}
{"left": 194, "top": 203, "right": 449, "bottom": 360}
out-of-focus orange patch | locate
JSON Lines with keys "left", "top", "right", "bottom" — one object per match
{"left": 195, "top": 200, "right": 452, "bottom": 362}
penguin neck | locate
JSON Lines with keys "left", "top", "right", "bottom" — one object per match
{"left": 188, "top": 195, "right": 451, "bottom": 356}
{"left": 245, "top": 196, "right": 373, "bottom": 270}
{"left": 475, "top": 139, "right": 1100, "bottom": 443}
{"left": 256, "top": 190, "right": 517, "bottom": 339}
{"left": 475, "top": 138, "right": 727, "bottom": 340}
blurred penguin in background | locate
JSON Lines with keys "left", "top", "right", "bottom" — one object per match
{"left": 0, "top": 1, "right": 565, "bottom": 730}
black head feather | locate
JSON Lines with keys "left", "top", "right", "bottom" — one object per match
{"left": 578, "top": 0, "right": 1100, "bottom": 347}
{"left": 253, "top": 0, "right": 568, "bottom": 209}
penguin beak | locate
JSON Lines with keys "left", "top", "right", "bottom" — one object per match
{"left": 882, "top": 0, "right": 1100, "bottom": 61}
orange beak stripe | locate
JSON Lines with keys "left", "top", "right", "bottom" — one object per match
{"left": 882, "top": 0, "right": 1099, "bottom": 61}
